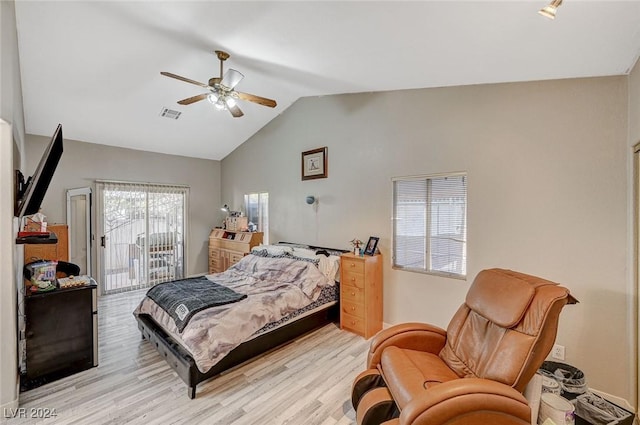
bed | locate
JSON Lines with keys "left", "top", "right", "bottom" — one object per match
{"left": 133, "top": 242, "right": 347, "bottom": 399}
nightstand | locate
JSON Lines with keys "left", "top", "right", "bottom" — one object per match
{"left": 340, "top": 252, "right": 383, "bottom": 338}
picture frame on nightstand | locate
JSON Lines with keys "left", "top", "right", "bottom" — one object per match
{"left": 363, "top": 236, "right": 379, "bottom": 255}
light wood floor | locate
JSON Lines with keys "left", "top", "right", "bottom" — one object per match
{"left": 9, "top": 290, "right": 370, "bottom": 425}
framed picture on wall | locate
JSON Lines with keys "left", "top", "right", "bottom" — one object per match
{"left": 302, "top": 147, "right": 328, "bottom": 180}
{"left": 363, "top": 236, "right": 379, "bottom": 255}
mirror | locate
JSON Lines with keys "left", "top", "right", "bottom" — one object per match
{"left": 66, "top": 187, "right": 92, "bottom": 275}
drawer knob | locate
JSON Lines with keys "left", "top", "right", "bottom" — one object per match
{"left": 351, "top": 321, "right": 356, "bottom": 325}
{"left": 350, "top": 307, "right": 356, "bottom": 311}
{"left": 350, "top": 277, "right": 355, "bottom": 282}
{"left": 350, "top": 263, "right": 355, "bottom": 267}
{"left": 351, "top": 292, "right": 355, "bottom": 296}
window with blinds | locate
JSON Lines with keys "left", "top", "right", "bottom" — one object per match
{"left": 392, "top": 173, "right": 467, "bottom": 278}
{"left": 244, "top": 192, "right": 269, "bottom": 244}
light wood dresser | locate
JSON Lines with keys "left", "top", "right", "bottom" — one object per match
{"left": 208, "top": 229, "right": 263, "bottom": 273}
{"left": 340, "top": 252, "right": 383, "bottom": 338}
{"left": 23, "top": 224, "right": 68, "bottom": 263}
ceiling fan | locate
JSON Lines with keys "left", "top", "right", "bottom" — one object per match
{"left": 161, "top": 50, "right": 277, "bottom": 118}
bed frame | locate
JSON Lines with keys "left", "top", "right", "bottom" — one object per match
{"left": 135, "top": 243, "right": 348, "bottom": 399}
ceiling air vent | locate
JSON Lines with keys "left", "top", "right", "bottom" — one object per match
{"left": 159, "top": 107, "right": 181, "bottom": 120}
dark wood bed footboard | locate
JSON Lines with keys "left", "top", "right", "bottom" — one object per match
{"left": 136, "top": 303, "right": 339, "bottom": 399}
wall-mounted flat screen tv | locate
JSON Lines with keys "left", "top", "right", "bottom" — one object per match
{"left": 15, "top": 124, "right": 64, "bottom": 221}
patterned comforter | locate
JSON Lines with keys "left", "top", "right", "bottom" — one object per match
{"left": 133, "top": 254, "right": 335, "bottom": 373}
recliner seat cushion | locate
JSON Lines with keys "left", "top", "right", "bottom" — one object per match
{"left": 380, "top": 346, "right": 459, "bottom": 409}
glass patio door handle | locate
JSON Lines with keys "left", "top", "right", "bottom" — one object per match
{"left": 100, "top": 236, "right": 106, "bottom": 248}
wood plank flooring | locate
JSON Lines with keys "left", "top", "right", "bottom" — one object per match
{"left": 8, "top": 290, "right": 370, "bottom": 425}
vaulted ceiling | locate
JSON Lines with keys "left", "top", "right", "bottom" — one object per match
{"left": 15, "top": 1, "right": 640, "bottom": 160}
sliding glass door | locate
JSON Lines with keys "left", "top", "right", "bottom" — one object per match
{"left": 96, "top": 181, "right": 188, "bottom": 294}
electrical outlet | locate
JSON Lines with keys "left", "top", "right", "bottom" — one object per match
{"left": 552, "top": 344, "right": 565, "bottom": 360}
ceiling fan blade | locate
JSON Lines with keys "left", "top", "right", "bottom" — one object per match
{"left": 220, "top": 69, "right": 244, "bottom": 90}
{"left": 236, "top": 91, "right": 277, "bottom": 108}
{"left": 228, "top": 103, "right": 244, "bottom": 118}
{"left": 161, "top": 72, "right": 209, "bottom": 89}
{"left": 177, "top": 93, "right": 208, "bottom": 105}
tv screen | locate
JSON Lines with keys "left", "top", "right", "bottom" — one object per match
{"left": 15, "top": 124, "right": 64, "bottom": 220}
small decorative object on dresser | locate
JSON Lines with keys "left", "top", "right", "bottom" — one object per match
{"left": 363, "top": 236, "right": 379, "bottom": 255}
{"left": 225, "top": 216, "right": 248, "bottom": 231}
{"left": 340, "top": 252, "right": 382, "bottom": 338}
{"left": 208, "top": 229, "right": 263, "bottom": 273}
{"left": 301, "top": 147, "right": 328, "bottom": 180}
{"left": 349, "top": 238, "right": 363, "bottom": 256}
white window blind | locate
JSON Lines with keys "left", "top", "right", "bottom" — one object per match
{"left": 97, "top": 181, "right": 188, "bottom": 294}
{"left": 244, "top": 192, "right": 269, "bottom": 244}
{"left": 393, "top": 173, "right": 467, "bottom": 278}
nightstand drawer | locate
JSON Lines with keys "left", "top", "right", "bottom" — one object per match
{"left": 342, "top": 312, "right": 365, "bottom": 334}
{"left": 342, "top": 271, "right": 365, "bottom": 289}
{"left": 341, "top": 285, "right": 364, "bottom": 304}
{"left": 343, "top": 259, "right": 364, "bottom": 274}
{"left": 341, "top": 301, "right": 364, "bottom": 318}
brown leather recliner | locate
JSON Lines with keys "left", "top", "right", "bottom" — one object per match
{"left": 352, "top": 268, "right": 577, "bottom": 425}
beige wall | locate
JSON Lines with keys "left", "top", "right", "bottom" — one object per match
{"left": 1, "top": 0, "right": 23, "bottom": 411}
{"left": 24, "top": 135, "right": 222, "bottom": 278}
{"left": 630, "top": 59, "right": 640, "bottom": 145}
{"left": 222, "top": 76, "right": 633, "bottom": 402}
{"left": 629, "top": 57, "right": 640, "bottom": 409}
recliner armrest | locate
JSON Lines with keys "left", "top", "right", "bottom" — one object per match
{"left": 398, "top": 378, "right": 530, "bottom": 425}
{"left": 367, "top": 323, "right": 447, "bottom": 369}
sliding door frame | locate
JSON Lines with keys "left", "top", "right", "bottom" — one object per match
{"left": 95, "top": 180, "right": 189, "bottom": 296}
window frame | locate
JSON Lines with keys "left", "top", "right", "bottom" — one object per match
{"left": 244, "top": 192, "right": 269, "bottom": 244}
{"left": 392, "top": 172, "right": 467, "bottom": 280}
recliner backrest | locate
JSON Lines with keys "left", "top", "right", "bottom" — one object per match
{"left": 439, "top": 268, "right": 574, "bottom": 392}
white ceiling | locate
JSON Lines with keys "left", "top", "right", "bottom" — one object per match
{"left": 14, "top": 1, "right": 640, "bottom": 161}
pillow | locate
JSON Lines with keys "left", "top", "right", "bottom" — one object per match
{"left": 251, "top": 244, "right": 293, "bottom": 256}
{"left": 316, "top": 248, "right": 347, "bottom": 257}
{"left": 289, "top": 254, "right": 320, "bottom": 266}
{"left": 318, "top": 255, "right": 341, "bottom": 282}
{"left": 291, "top": 247, "right": 319, "bottom": 259}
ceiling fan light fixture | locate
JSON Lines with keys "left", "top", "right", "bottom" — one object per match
{"left": 539, "top": 0, "right": 562, "bottom": 19}
{"left": 161, "top": 50, "right": 276, "bottom": 118}
{"left": 214, "top": 98, "right": 226, "bottom": 110}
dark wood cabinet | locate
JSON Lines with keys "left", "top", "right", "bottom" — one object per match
{"left": 22, "top": 284, "right": 98, "bottom": 390}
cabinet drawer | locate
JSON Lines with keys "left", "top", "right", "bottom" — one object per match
{"left": 342, "top": 312, "right": 365, "bottom": 334}
{"left": 342, "top": 271, "right": 365, "bottom": 289}
{"left": 229, "top": 252, "right": 244, "bottom": 265}
{"left": 343, "top": 259, "right": 364, "bottom": 274}
{"left": 341, "top": 300, "right": 364, "bottom": 318}
{"left": 341, "top": 285, "right": 364, "bottom": 304}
